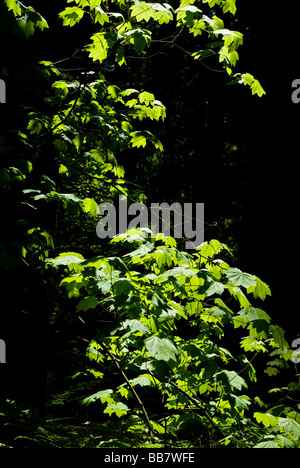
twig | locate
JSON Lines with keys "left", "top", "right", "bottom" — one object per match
{"left": 51, "top": 82, "right": 85, "bottom": 133}
{"left": 100, "top": 341, "right": 156, "bottom": 440}
{"left": 169, "top": 380, "right": 224, "bottom": 439}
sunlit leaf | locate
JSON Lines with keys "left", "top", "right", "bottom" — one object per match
{"left": 76, "top": 296, "right": 98, "bottom": 312}
{"left": 144, "top": 336, "right": 178, "bottom": 363}
{"left": 254, "top": 412, "right": 278, "bottom": 428}
{"left": 225, "top": 268, "right": 256, "bottom": 288}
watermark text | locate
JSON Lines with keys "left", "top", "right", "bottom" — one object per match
{"left": 291, "top": 79, "right": 300, "bottom": 103}
{"left": 0, "top": 339, "right": 6, "bottom": 364}
{"left": 291, "top": 339, "right": 300, "bottom": 364}
{"left": 96, "top": 197, "right": 204, "bottom": 250}
{"left": 0, "top": 79, "right": 6, "bottom": 104}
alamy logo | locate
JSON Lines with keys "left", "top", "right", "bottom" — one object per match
{"left": 0, "top": 339, "right": 6, "bottom": 364}
{"left": 291, "top": 339, "right": 300, "bottom": 364}
{"left": 0, "top": 79, "right": 6, "bottom": 103}
{"left": 291, "top": 79, "right": 300, "bottom": 104}
{"left": 96, "top": 196, "right": 204, "bottom": 250}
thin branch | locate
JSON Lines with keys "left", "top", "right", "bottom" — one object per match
{"left": 51, "top": 83, "right": 85, "bottom": 133}
{"left": 100, "top": 341, "right": 156, "bottom": 440}
{"left": 126, "top": 51, "right": 170, "bottom": 61}
{"left": 169, "top": 380, "right": 224, "bottom": 439}
{"left": 170, "top": 42, "right": 225, "bottom": 74}
{"left": 51, "top": 49, "right": 83, "bottom": 65}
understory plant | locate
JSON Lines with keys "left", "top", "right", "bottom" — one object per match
{"left": 2, "top": 0, "right": 299, "bottom": 449}
{"left": 47, "top": 233, "right": 300, "bottom": 448}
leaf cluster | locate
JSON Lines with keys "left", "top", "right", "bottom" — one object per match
{"left": 47, "top": 234, "right": 299, "bottom": 447}
{"left": 0, "top": 0, "right": 277, "bottom": 450}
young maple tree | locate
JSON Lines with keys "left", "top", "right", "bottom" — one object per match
{"left": 1, "top": 0, "right": 299, "bottom": 448}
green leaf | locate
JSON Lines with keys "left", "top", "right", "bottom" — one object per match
{"left": 76, "top": 296, "right": 98, "bottom": 312}
{"left": 48, "top": 252, "right": 84, "bottom": 266}
{"left": 278, "top": 418, "right": 300, "bottom": 439}
{"left": 205, "top": 280, "right": 225, "bottom": 297}
{"left": 227, "top": 285, "right": 251, "bottom": 309}
{"left": 149, "top": 420, "right": 165, "bottom": 434}
{"left": 59, "top": 6, "right": 85, "bottom": 27}
{"left": 130, "top": 131, "right": 147, "bottom": 148}
{"left": 48, "top": 192, "right": 83, "bottom": 205}
{"left": 150, "top": 293, "right": 167, "bottom": 310}
{"left": 264, "top": 367, "right": 280, "bottom": 377}
{"left": 130, "top": 1, "right": 153, "bottom": 22}
{"left": 151, "top": 134, "right": 164, "bottom": 151}
{"left": 104, "top": 402, "right": 129, "bottom": 418}
{"left": 225, "top": 267, "right": 256, "bottom": 288}
{"left": 117, "top": 386, "right": 132, "bottom": 399}
{"left": 123, "top": 28, "right": 151, "bottom": 52}
{"left": 52, "top": 80, "right": 69, "bottom": 97}
{"left": 214, "top": 370, "right": 247, "bottom": 390}
{"left": 87, "top": 368, "right": 104, "bottom": 379}
{"left": 59, "top": 164, "right": 68, "bottom": 175}
{"left": 27, "top": 118, "right": 42, "bottom": 134}
{"left": 113, "top": 278, "right": 136, "bottom": 295}
{"left": 121, "top": 120, "right": 133, "bottom": 134}
{"left": 108, "top": 257, "right": 131, "bottom": 275}
{"left": 81, "top": 389, "right": 114, "bottom": 406}
{"left": 238, "top": 73, "right": 266, "bottom": 97}
{"left": 141, "top": 359, "right": 171, "bottom": 379}
{"left": 17, "top": 6, "right": 49, "bottom": 38}
{"left": 222, "top": 0, "right": 237, "bottom": 14}
{"left": 254, "top": 441, "right": 280, "bottom": 449}
{"left": 124, "top": 243, "right": 154, "bottom": 260}
{"left": 240, "top": 337, "right": 268, "bottom": 353}
{"left": 223, "top": 393, "right": 251, "bottom": 411}
{"left": 82, "top": 198, "right": 99, "bottom": 217}
{"left": 212, "top": 28, "right": 242, "bottom": 41}
{"left": 254, "top": 412, "right": 278, "bottom": 428}
{"left": 94, "top": 6, "right": 110, "bottom": 25}
{"left": 89, "top": 0, "right": 100, "bottom": 9}
{"left": 238, "top": 307, "right": 271, "bottom": 324}
{"left": 287, "top": 411, "right": 300, "bottom": 425}
{"left": 130, "top": 375, "right": 153, "bottom": 387}
{"left": 120, "top": 319, "right": 150, "bottom": 335}
{"left": 275, "top": 435, "right": 295, "bottom": 448}
{"left": 169, "top": 277, "right": 188, "bottom": 297}
{"left": 4, "top": 0, "right": 22, "bottom": 16}
{"left": 176, "top": 5, "right": 202, "bottom": 14}
{"left": 139, "top": 91, "right": 155, "bottom": 103}
{"left": 270, "top": 325, "right": 288, "bottom": 350}
{"left": 144, "top": 336, "right": 178, "bottom": 363}
{"left": 130, "top": 1, "right": 173, "bottom": 24}
{"left": 107, "top": 84, "right": 121, "bottom": 100}
{"left": 177, "top": 414, "right": 209, "bottom": 439}
{"left": 247, "top": 276, "right": 271, "bottom": 301}
{"left": 160, "top": 265, "right": 196, "bottom": 278}
{"left": 203, "top": 359, "right": 219, "bottom": 380}
{"left": 86, "top": 345, "right": 105, "bottom": 363}
{"left": 196, "top": 239, "right": 228, "bottom": 260}
{"left": 116, "top": 46, "right": 127, "bottom": 66}
{"left": 193, "top": 48, "right": 215, "bottom": 60}
{"left": 250, "top": 78, "right": 266, "bottom": 97}
{"left": 86, "top": 32, "right": 116, "bottom": 63}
